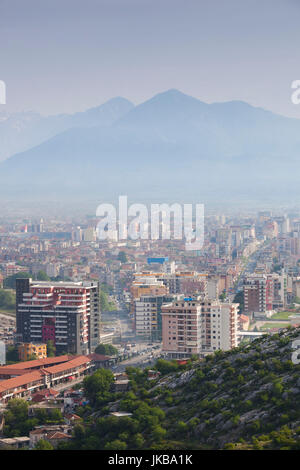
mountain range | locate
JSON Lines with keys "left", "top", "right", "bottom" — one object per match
{"left": 1, "top": 89, "right": 300, "bottom": 203}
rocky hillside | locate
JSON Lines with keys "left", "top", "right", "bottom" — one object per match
{"left": 148, "top": 326, "right": 300, "bottom": 449}
{"left": 61, "top": 326, "right": 300, "bottom": 450}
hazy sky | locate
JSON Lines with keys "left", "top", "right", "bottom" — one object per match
{"left": 1, "top": 0, "right": 300, "bottom": 117}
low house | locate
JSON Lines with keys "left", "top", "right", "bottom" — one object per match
{"left": 64, "top": 413, "right": 82, "bottom": 426}
{"left": 0, "top": 437, "right": 30, "bottom": 449}
{"left": 29, "top": 425, "right": 71, "bottom": 449}
{"left": 112, "top": 372, "right": 130, "bottom": 392}
{"left": 46, "top": 431, "right": 72, "bottom": 447}
{"left": 147, "top": 369, "right": 161, "bottom": 380}
{"left": 63, "top": 389, "right": 86, "bottom": 411}
{"left": 31, "top": 388, "right": 60, "bottom": 403}
{"left": 87, "top": 353, "right": 113, "bottom": 370}
{"left": 28, "top": 401, "right": 64, "bottom": 417}
{"left": 112, "top": 379, "right": 130, "bottom": 392}
{"left": 239, "top": 314, "right": 250, "bottom": 331}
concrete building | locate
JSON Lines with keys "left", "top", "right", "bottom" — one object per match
{"left": 161, "top": 298, "right": 238, "bottom": 358}
{"left": 18, "top": 342, "right": 47, "bottom": 361}
{"left": 130, "top": 278, "right": 169, "bottom": 320}
{"left": 243, "top": 273, "right": 287, "bottom": 315}
{"left": 0, "top": 341, "right": 5, "bottom": 365}
{"left": 15, "top": 278, "right": 101, "bottom": 355}
{"left": 133, "top": 270, "right": 208, "bottom": 296}
{"left": 134, "top": 294, "right": 175, "bottom": 340}
{"left": 0, "top": 355, "right": 94, "bottom": 403}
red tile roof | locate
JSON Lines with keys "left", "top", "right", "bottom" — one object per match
{"left": 87, "top": 353, "right": 111, "bottom": 361}
{"left": 1, "top": 355, "right": 71, "bottom": 370}
{"left": 0, "top": 355, "right": 91, "bottom": 398}
{"left": 0, "top": 370, "right": 43, "bottom": 394}
{"left": 45, "top": 356, "right": 90, "bottom": 375}
{"left": 47, "top": 431, "right": 71, "bottom": 440}
{"left": 0, "top": 368, "right": 30, "bottom": 377}
{"left": 32, "top": 388, "right": 59, "bottom": 398}
{"left": 240, "top": 314, "right": 250, "bottom": 322}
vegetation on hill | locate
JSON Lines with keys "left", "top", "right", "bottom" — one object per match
{"left": 58, "top": 326, "right": 300, "bottom": 450}
{"left": 3, "top": 399, "right": 64, "bottom": 438}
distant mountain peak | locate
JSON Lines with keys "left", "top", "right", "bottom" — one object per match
{"left": 1, "top": 89, "right": 300, "bottom": 202}
{"left": 150, "top": 88, "right": 202, "bottom": 102}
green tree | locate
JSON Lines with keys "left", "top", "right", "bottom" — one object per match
{"left": 5, "top": 345, "right": 19, "bottom": 363}
{"left": 104, "top": 439, "right": 127, "bottom": 450}
{"left": 47, "top": 340, "right": 56, "bottom": 357}
{"left": 117, "top": 251, "right": 128, "bottom": 263}
{"left": 100, "top": 290, "right": 115, "bottom": 311}
{"left": 151, "top": 425, "right": 167, "bottom": 442}
{"left": 27, "top": 353, "right": 38, "bottom": 361}
{"left": 3, "top": 272, "right": 31, "bottom": 289}
{"left": 155, "top": 359, "right": 179, "bottom": 375}
{"left": 219, "top": 291, "right": 226, "bottom": 301}
{"left": 132, "top": 433, "right": 145, "bottom": 449}
{"left": 3, "top": 399, "right": 30, "bottom": 437}
{"left": 233, "top": 290, "right": 244, "bottom": 313}
{"left": 0, "top": 288, "right": 16, "bottom": 311}
{"left": 83, "top": 368, "right": 114, "bottom": 404}
{"left": 35, "top": 271, "right": 50, "bottom": 281}
{"left": 95, "top": 343, "right": 118, "bottom": 356}
{"left": 34, "top": 439, "right": 54, "bottom": 450}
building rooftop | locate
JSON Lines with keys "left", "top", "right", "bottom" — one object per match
{"left": 0, "top": 355, "right": 71, "bottom": 370}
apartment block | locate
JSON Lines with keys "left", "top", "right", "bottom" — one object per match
{"left": 133, "top": 270, "right": 208, "bottom": 296}
{"left": 243, "top": 273, "right": 286, "bottom": 314}
{"left": 16, "top": 279, "right": 101, "bottom": 355}
{"left": 18, "top": 343, "right": 47, "bottom": 362}
{"left": 161, "top": 299, "right": 238, "bottom": 358}
{"left": 134, "top": 294, "right": 175, "bottom": 340}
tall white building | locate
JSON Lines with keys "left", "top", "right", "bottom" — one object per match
{"left": 161, "top": 299, "right": 239, "bottom": 359}
{"left": 0, "top": 341, "right": 5, "bottom": 365}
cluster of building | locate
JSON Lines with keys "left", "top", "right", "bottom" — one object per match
{"left": 126, "top": 259, "right": 239, "bottom": 357}
{"left": 0, "top": 353, "right": 111, "bottom": 403}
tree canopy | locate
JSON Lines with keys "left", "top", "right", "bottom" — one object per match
{"left": 95, "top": 343, "right": 118, "bottom": 356}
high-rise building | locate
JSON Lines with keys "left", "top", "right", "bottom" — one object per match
{"left": 161, "top": 298, "right": 238, "bottom": 358}
{"left": 0, "top": 341, "right": 5, "bottom": 365}
{"left": 134, "top": 294, "right": 175, "bottom": 340}
{"left": 243, "top": 273, "right": 286, "bottom": 314}
{"left": 83, "top": 227, "right": 96, "bottom": 242}
{"left": 243, "top": 274, "right": 272, "bottom": 314}
{"left": 130, "top": 278, "right": 169, "bottom": 320}
{"left": 16, "top": 279, "right": 101, "bottom": 355}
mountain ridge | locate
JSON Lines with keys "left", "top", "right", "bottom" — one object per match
{"left": 1, "top": 89, "right": 300, "bottom": 202}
